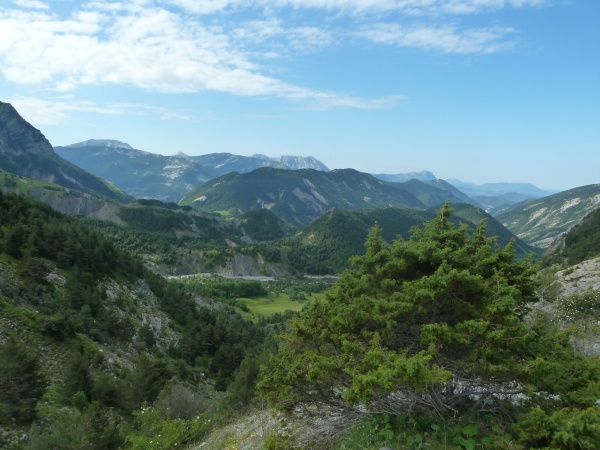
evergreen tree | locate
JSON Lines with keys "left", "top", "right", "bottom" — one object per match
{"left": 0, "top": 339, "right": 45, "bottom": 423}
{"left": 259, "top": 203, "right": 599, "bottom": 421}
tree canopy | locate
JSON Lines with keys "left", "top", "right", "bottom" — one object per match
{"left": 260, "top": 203, "right": 599, "bottom": 424}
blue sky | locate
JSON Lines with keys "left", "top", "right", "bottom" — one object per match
{"left": 1, "top": 0, "right": 598, "bottom": 191}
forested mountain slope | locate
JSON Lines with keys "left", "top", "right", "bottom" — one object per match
{"left": 280, "top": 207, "right": 434, "bottom": 274}
{"left": 0, "top": 191, "right": 269, "bottom": 448}
{"left": 543, "top": 207, "right": 600, "bottom": 267}
{"left": 281, "top": 204, "right": 537, "bottom": 275}
{"left": 80, "top": 198, "right": 295, "bottom": 275}
{"left": 180, "top": 167, "right": 427, "bottom": 226}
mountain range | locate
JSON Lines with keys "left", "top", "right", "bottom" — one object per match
{"left": 56, "top": 141, "right": 331, "bottom": 202}
{"left": 54, "top": 139, "right": 554, "bottom": 215}
{"left": 1, "top": 101, "right": 599, "bottom": 450}
{"left": 2, "top": 99, "right": 598, "bottom": 259}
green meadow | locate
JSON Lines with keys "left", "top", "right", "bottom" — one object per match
{"left": 235, "top": 291, "right": 325, "bottom": 319}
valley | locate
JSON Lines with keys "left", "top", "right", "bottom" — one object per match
{"left": 0, "top": 99, "right": 599, "bottom": 449}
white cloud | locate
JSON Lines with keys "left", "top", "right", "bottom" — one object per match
{"left": 232, "top": 18, "right": 334, "bottom": 55}
{"left": 0, "top": 0, "right": 545, "bottom": 108}
{"left": 162, "top": 0, "right": 547, "bottom": 15}
{"left": 8, "top": 96, "right": 125, "bottom": 125}
{"left": 303, "top": 93, "right": 405, "bottom": 110}
{"left": 361, "top": 23, "right": 516, "bottom": 53}
{"left": 0, "top": 3, "right": 394, "bottom": 108}
{"left": 12, "top": 0, "right": 48, "bottom": 10}
{"left": 238, "top": 0, "right": 547, "bottom": 15}
{"left": 8, "top": 96, "right": 195, "bottom": 125}
{"left": 165, "top": 0, "right": 239, "bottom": 14}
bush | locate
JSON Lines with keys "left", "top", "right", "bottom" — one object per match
{"left": 27, "top": 401, "right": 124, "bottom": 450}
{"left": 124, "top": 404, "right": 210, "bottom": 450}
{"left": 516, "top": 406, "right": 600, "bottom": 449}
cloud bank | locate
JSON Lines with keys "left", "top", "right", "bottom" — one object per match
{"left": 0, "top": 0, "right": 546, "bottom": 113}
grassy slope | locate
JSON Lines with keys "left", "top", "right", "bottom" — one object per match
{"left": 235, "top": 291, "right": 322, "bottom": 319}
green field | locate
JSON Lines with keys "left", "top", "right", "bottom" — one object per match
{"left": 235, "top": 291, "right": 324, "bottom": 319}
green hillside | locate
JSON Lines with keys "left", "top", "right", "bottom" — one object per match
{"left": 272, "top": 203, "right": 536, "bottom": 275}
{"left": 179, "top": 167, "right": 424, "bottom": 226}
{"left": 82, "top": 201, "right": 239, "bottom": 274}
{"left": 237, "top": 208, "right": 294, "bottom": 242}
{"left": 280, "top": 207, "right": 433, "bottom": 274}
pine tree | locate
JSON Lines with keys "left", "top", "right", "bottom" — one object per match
{"left": 259, "top": 203, "right": 599, "bottom": 420}
{"left": 0, "top": 339, "right": 45, "bottom": 423}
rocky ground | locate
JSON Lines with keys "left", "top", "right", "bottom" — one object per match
{"left": 555, "top": 256, "right": 600, "bottom": 297}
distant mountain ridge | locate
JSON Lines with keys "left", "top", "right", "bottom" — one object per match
{"left": 179, "top": 167, "right": 477, "bottom": 227}
{"left": 496, "top": 184, "right": 600, "bottom": 249}
{"left": 68, "top": 139, "right": 135, "bottom": 150}
{"left": 447, "top": 179, "right": 555, "bottom": 198}
{"left": 372, "top": 170, "right": 436, "bottom": 183}
{"left": 180, "top": 167, "right": 425, "bottom": 226}
{"left": 53, "top": 138, "right": 555, "bottom": 214}
{"left": 183, "top": 152, "right": 329, "bottom": 175}
{"left": 447, "top": 179, "right": 557, "bottom": 215}
{"left": 0, "top": 102, "right": 132, "bottom": 204}
{"left": 55, "top": 141, "right": 333, "bottom": 201}
{"left": 55, "top": 140, "right": 219, "bottom": 202}
{"left": 400, "top": 178, "right": 481, "bottom": 208}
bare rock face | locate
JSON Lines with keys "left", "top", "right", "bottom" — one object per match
{"left": 556, "top": 257, "right": 600, "bottom": 298}
{"left": 215, "top": 253, "right": 285, "bottom": 277}
{"left": 552, "top": 257, "right": 600, "bottom": 357}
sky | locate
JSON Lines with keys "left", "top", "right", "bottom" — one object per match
{"left": 0, "top": 0, "right": 599, "bottom": 191}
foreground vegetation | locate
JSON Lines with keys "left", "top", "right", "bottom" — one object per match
{"left": 1, "top": 190, "right": 598, "bottom": 449}
{"left": 258, "top": 204, "right": 600, "bottom": 449}
{"left": 0, "top": 192, "right": 279, "bottom": 449}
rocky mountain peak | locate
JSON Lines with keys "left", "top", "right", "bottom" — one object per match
{"left": 250, "top": 153, "right": 330, "bottom": 171}
{"left": 278, "top": 155, "right": 330, "bottom": 171}
{"left": 0, "top": 100, "right": 55, "bottom": 157}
